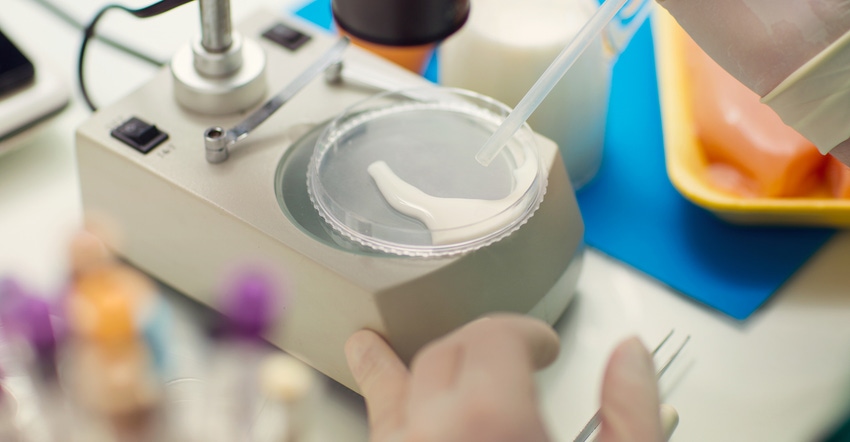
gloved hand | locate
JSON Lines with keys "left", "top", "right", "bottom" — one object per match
{"left": 344, "top": 314, "right": 665, "bottom": 442}
{"left": 657, "top": 0, "right": 850, "bottom": 163}
{"left": 658, "top": 0, "right": 850, "bottom": 95}
{"left": 597, "top": 337, "right": 664, "bottom": 442}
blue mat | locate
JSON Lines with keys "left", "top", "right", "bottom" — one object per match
{"left": 292, "top": 1, "right": 835, "bottom": 320}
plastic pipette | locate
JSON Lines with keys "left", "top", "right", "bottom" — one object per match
{"left": 475, "top": 0, "right": 630, "bottom": 166}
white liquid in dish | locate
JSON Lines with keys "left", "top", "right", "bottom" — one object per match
{"left": 367, "top": 144, "right": 539, "bottom": 245}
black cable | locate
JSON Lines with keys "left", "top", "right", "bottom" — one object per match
{"left": 78, "top": 0, "right": 194, "bottom": 112}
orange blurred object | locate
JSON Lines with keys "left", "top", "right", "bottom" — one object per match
{"left": 826, "top": 155, "right": 850, "bottom": 198}
{"left": 68, "top": 265, "right": 155, "bottom": 343}
{"left": 70, "top": 338, "right": 160, "bottom": 415}
{"left": 68, "top": 230, "right": 111, "bottom": 276}
{"left": 64, "top": 235, "right": 163, "bottom": 415}
{"left": 684, "top": 37, "right": 826, "bottom": 198}
{"left": 704, "top": 163, "right": 760, "bottom": 198}
{"left": 340, "top": 30, "right": 434, "bottom": 73}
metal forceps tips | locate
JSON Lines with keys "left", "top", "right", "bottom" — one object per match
{"left": 572, "top": 330, "right": 691, "bottom": 442}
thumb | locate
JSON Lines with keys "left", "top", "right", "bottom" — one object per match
{"left": 345, "top": 329, "right": 410, "bottom": 442}
{"left": 597, "top": 337, "right": 663, "bottom": 442}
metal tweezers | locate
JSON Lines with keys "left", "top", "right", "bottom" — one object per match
{"left": 572, "top": 330, "right": 691, "bottom": 442}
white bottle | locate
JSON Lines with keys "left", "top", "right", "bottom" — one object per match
{"left": 439, "top": 0, "right": 611, "bottom": 189}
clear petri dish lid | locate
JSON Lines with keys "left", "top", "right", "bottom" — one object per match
{"left": 307, "top": 87, "right": 547, "bottom": 258}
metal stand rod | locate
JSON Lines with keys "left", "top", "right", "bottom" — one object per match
{"left": 200, "top": 0, "right": 232, "bottom": 53}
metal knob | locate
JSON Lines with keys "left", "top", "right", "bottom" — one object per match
{"left": 171, "top": 0, "right": 267, "bottom": 115}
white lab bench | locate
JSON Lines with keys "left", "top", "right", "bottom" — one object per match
{"left": 2, "top": 0, "right": 850, "bottom": 441}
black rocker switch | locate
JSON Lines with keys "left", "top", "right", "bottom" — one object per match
{"left": 263, "top": 23, "right": 311, "bottom": 51}
{"left": 111, "top": 117, "right": 168, "bottom": 154}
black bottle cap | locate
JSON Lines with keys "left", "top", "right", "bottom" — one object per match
{"left": 332, "top": 0, "right": 470, "bottom": 47}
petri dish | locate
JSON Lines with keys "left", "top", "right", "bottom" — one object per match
{"left": 307, "top": 87, "right": 547, "bottom": 257}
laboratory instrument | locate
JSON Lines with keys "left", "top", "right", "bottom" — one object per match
{"left": 74, "top": 0, "right": 585, "bottom": 389}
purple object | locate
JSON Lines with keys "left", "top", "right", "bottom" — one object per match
{"left": 219, "top": 268, "right": 286, "bottom": 338}
{"left": 0, "top": 277, "right": 28, "bottom": 329}
{"left": 20, "top": 296, "right": 59, "bottom": 380}
{"left": 0, "top": 277, "right": 23, "bottom": 296}
{"left": 0, "top": 276, "right": 38, "bottom": 341}
{"left": 0, "top": 276, "right": 60, "bottom": 379}
{"left": 19, "top": 297, "right": 57, "bottom": 354}
{"left": 1, "top": 278, "right": 56, "bottom": 350}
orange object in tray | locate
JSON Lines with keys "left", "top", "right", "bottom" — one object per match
{"left": 683, "top": 36, "right": 826, "bottom": 198}
{"left": 655, "top": 8, "right": 850, "bottom": 227}
{"left": 827, "top": 155, "right": 850, "bottom": 198}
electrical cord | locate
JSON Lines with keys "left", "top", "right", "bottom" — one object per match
{"left": 78, "top": 0, "right": 194, "bottom": 112}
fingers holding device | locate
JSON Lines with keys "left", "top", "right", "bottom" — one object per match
{"left": 346, "top": 315, "right": 679, "bottom": 442}
{"left": 345, "top": 315, "right": 558, "bottom": 442}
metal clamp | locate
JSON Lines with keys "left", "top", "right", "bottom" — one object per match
{"left": 204, "top": 37, "right": 350, "bottom": 163}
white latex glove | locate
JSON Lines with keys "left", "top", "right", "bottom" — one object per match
{"left": 658, "top": 0, "right": 850, "bottom": 95}
{"left": 344, "top": 315, "right": 666, "bottom": 442}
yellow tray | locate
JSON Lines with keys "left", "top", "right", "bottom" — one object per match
{"left": 653, "top": 9, "right": 850, "bottom": 227}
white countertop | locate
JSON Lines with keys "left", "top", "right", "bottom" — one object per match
{"left": 2, "top": 1, "right": 850, "bottom": 441}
